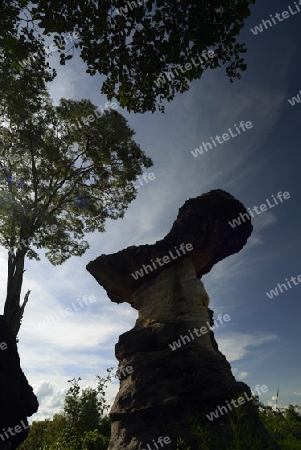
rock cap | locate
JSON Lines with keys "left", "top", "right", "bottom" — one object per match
{"left": 86, "top": 189, "right": 252, "bottom": 306}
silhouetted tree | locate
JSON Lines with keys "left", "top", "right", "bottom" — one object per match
{"left": 0, "top": 77, "right": 152, "bottom": 335}
{"left": 1, "top": 0, "right": 256, "bottom": 113}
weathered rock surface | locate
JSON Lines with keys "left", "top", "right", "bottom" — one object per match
{"left": 0, "top": 316, "right": 38, "bottom": 450}
{"left": 87, "top": 189, "right": 277, "bottom": 449}
{"left": 86, "top": 189, "right": 253, "bottom": 306}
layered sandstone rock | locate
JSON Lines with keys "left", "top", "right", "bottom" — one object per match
{"left": 86, "top": 189, "right": 253, "bottom": 306}
{"left": 87, "top": 189, "right": 277, "bottom": 449}
{"left": 0, "top": 316, "right": 38, "bottom": 450}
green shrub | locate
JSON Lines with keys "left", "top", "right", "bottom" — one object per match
{"left": 176, "top": 400, "right": 301, "bottom": 449}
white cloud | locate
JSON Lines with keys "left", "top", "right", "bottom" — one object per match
{"left": 217, "top": 332, "right": 278, "bottom": 362}
{"left": 31, "top": 383, "right": 68, "bottom": 421}
{"left": 239, "top": 371, "right": 249, "bottom": 380}
{"left": 252, "top": 211, "right": 278, "bottom": 231}
{"left": 242, "top": 212, "right": 278, "bottom": 249}
{"left": 0, "top": 34, "right": 296, "bottom": 424}
{"left": 30, "top": 375, "right": 120, "bottom": 422}
{"left": 231, "top": 368, "right": 249, "bottom": 381}
{"left": 34, "top": 380, "right": 55, "bottom": 400}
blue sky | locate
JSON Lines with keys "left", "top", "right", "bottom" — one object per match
{"left": 1, "top": 0, "right": 300, "bottom": 420}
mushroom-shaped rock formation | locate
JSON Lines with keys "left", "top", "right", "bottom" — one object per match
{"left": 87, "top": 189, "right": 278, "bottom": 450}
{"left": 87, "top": 189, "right": 252, "bottom": 306}
{"left": 0, "top": 316, "right": 39, "bottom": 450}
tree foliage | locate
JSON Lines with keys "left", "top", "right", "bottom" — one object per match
{"left": 0, "top": 0, "right": 56, "bottom": 119}
{"left": 1, "top": 93, "right": 151, "bottom": 264}
{"left": 258, "top": 403, "right": 301, "bottom": 450}
{"left": 1, "top": 0, "right": 256, "bottom": 113}
{"left": 0, "top": 70, "right": 152, "bottom": 334}
{"left": 19, "top": 372, "right": 113, "bottom": 450}
{"left": 176, "top": 398, "right": 301, "bottom": 450}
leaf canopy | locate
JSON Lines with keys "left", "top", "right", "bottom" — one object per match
{"left": 1, "top": 0, "right": 256, "bottom": 113}
{"left": 0, "top": 92, "right": 152, "bottom": 265}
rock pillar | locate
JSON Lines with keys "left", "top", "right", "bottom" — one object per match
{"left": 87, "top": 189, "right": 277, "bottom": 449}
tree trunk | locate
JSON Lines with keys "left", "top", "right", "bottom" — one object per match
{"left": 4, "top": 249, "right": 30, "bottom": 336}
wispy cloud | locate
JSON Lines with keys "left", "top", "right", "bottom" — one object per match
{"left": 0, "top": 17, "right": 298, "bottom": 423}
{"left": 232, "top": 368, "right": 249, "bottom": 381}
{"left": 252, "top": 211, "right": 278, "bottom": 231}
{"left": 217, "top": 332, "right": 278, "bottom": 362}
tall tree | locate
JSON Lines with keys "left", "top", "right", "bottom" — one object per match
{"left": 1, "top": 0, "right": 255, "bottom": 113}
{"left": 0, "top": 85, "right": 152, "bottom": 335}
